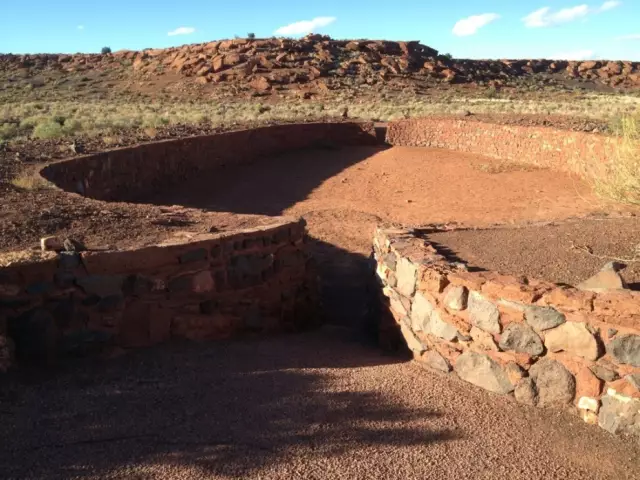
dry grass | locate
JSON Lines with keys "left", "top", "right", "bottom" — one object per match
{"left": 474, "top": 159, "right": 546, "bottom": 174}
{"left": 1, "top": 91, "right": 639, "bottom": 141}
{"left": 584, "top": 115, "right": 640, "bottom": 205}
{"left": 10, "top": 171, "right": 53, "bottom": 191}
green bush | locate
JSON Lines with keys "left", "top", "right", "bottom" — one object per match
{"left": 247, "top": 33, "right": 256, "bottom": 40}
{"left": 32, "top": 121, "right": 64, "bottom": 139}
{"left": 101, "top": 46, "right": 112, "bottom": 54}
{"left": 0, "top": 123, "right": 18, "bottom": 140}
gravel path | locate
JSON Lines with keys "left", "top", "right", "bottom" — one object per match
{"left": 1, "top": 330, "right": 638, "bottom": 480}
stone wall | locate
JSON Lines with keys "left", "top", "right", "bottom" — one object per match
{"left": 386, "top": 118, "right": 617, "bottom": 177}
{"left": 41, "top": 122, "right": 378, "bottom": 201}
{"left": 374, "top": 227, "right": 640, "bottom": 438}
{"left": 0, "top": 218, "right": 315, "bottom": 370}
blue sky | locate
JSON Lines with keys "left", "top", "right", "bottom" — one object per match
{"left": 2, "top": 1, "right": 640, "bottom": 60}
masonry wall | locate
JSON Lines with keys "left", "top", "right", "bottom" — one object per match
{"left": 40, "top": 121, "right": 378, "bottom": 201}
{"left": 374, "top": 227, "right": 640, "bottom": 439}
{"left": 0, "top": 218, "right": 315, "bottom": 370}
{"left": 386, "top": 118, "right": 617, "bottom": 176}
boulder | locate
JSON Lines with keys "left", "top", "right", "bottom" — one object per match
{"left": 443, "top": 285, "right": 468, "bottom": 311}
{"left": 498, "top": 323, "right": 544, "bottom": 356}
{"left": 607, "top": 334, "right": 640, "bottom": 367}
{"left": 470, "top": 325, "right": 498, "bottom": 351}
{"left": 420, "top": 350, "right": 452, "bottom": 372}
{"left": 455, "top": 351, "right": 514, "bottom": 394}
{"left": 524, "top": 305, "right": 565, "bottom": 331}
{"left": 396, "top": 258, "right": 417, "bottom": 297}
{"left": 529, "top": 359, "right": 576, "bottom": 407}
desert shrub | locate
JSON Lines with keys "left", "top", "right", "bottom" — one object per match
{"left": 32, "top": 121, "right": 64, "bottom": 139}
{"left": 586, "top": 115, "right": 640, "bottom": 205}
{"left": 10, "top": 171, "right": 52, "bottom": 190}
{"left": 247, "top": 33, "right": 256, "bottom": 40}
{"left": 0, "top": 122, "right": 18, "bottom": 140}
{"left": 62, "top": 118, "right": 82, "bottom": 134}
{"left": 101, "top": 46, "right": 112, "bottom": 54}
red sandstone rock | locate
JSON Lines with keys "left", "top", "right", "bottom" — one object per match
{"left": 575, "top": 366, "right": 603, "bottom": 400}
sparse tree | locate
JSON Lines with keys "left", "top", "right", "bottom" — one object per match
{"left": 247, "top": 32, "right": 256, "bottom": 40}
{"left": 101, "top": 46, "right": 112, "bottom": 55}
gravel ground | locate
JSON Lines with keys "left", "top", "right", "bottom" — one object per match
{"left": 1, "top": 330, "right": 638, "bottom": 480}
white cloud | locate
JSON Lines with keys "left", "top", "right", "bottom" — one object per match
{"left": 550, "top": 49, "right": 596, "bottom": 60}
{"left": 168, "top": 27, "right": 195, "bottom": 37}
{"left": 523, "top": 2, "right": 620, "bottom": 28}
{"left": 616, "top": 33, "right": 640, "bottom": 40}
{"left": 452, "top": 13, "right": 500, "bottom": 37}
{"left": 600, "top": 1, "right": 621, "bottom": 11}
{"left": 274, "top": 16, "right": 336, "bottom": 36}
{"left": 77, "top": 25, "right": 85, "bottom": 30}
{"left": 523, "top": 5, "right": 589, "bottom": 27}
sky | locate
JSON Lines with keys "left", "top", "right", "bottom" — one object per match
{"left": 1, "top": 0, "right": 640, "bottom": 60}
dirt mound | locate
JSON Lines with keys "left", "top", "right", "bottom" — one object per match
{"left": 2, "top": 35, "right": 640, "bottom": 95}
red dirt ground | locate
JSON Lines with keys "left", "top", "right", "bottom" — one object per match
{"left": 147, "top": 145, "right": 638, "bottom": 285}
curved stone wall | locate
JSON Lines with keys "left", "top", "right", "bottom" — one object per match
{"left": 374, "top": 226, "right": 640, "bottom": 438}
{"left": 40, "top": 121, "right": 378, "bottom": 201}
{"left": 386, "top": 117, "right": 618, "bottom": 176}
{"left": 2, "top": 122, "right": 379, "bottom": 371}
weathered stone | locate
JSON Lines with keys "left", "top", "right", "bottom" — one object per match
{"left": 578, "top": 396, "right": 600, "bottom": 413}
{"left": 410, "top": 292, "right": 433, "bottom": 332}
{"left": 505, "top": 362, "right": 526, "bottom": 385}
{"left": 396, "top": 258, "right": 417, "bottom": 297}
{"left": 192, "top": 271, "right": 214, "bottom": 293}
{"left": 427, "top": 310, "right": 459, "bottom": 342}
{"left": 575, "top": 366, "right": 603, "bottom": 399}
{"left": 421, "top": 350, "right": 452, "bottom": 372}
{"left": 607, "top": 334, "right": 640, "bottom": 367}
{"left": 598, "top": 393, "right": 640, "bottom": 436}
{"left": 524, "top": 305, "right": 566, "bottom": 331}
{"left": 499, "top": 323, "right": 544, "bottom": 356}
{"left": 41, "top": 236, "right": 64, "bottom": 252}
{"left": 400, "top": 319, "right": 426, "bottom": 353}
{"left": 389, "top": 294, "right": 408, "bottom": 317}
{"left": 443, "top": 285, "right": 468, "bottom": 311}
{"left": 468, "top": 292, "right": 501, "bottom": 334}
{"left": 76, "top": 275, "right": 125, "bottom": 298}
{"left": 455, "top": 351, "right": 514, "bottom": 394}
{"left": 607, "top": 328, "right": 618, "bottom": 339}
{"left": 544, "top": 322, "right": 600, "bottom": 361}
{"left": 590, "top": 364, "right": 619, "bottom": 382}
{"left": 578, "top": 262, "right": 627, "bottom": 292}
{"left": 470, "top": 325, "right": 498, "bottom": 351}
{"left": 514, "top": 378, "right": 538, "bottom": 406}
{"left": 529, "top": 359, "right": 576, "bottom": 407}
{"left": 383, "top": 253, "right": 397, "bottom": 271}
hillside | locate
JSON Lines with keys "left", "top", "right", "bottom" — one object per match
{"left": 2, "top": 34, "right": 640, "bottom": 101}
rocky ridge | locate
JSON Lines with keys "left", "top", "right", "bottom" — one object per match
{"left": 2, "top": 34, "right": 640, "bottom": 93}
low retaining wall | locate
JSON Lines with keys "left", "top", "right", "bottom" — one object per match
{"left": 386, "top": 118, "right": 617, "bottom": 176}
{"left": 41, "top": 121, "right": 378, "bottom": 201}
{"left": 374, "top": 227, "right": 640, "bottom": 438}
{"left": 1, "top": 218, "right": 314, "bottom": 369}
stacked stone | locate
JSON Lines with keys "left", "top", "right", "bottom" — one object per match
{"left": 374, "top": 226, "right": 640, "bottom": 438}
{"left": 0, "top": 219, "right": 316, "bottom": 371}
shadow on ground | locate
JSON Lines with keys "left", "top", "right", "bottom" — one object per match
{"left": 0, "top": 332, "right": 454, "bottom": 479}
{"left": 143, "top": 145, "right": 389, "bottom": 216}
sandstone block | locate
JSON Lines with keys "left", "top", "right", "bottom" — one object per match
{"left": 396, "top": 257, "right": 417, "bottom": 297}
{"left": 443, "top": 285, "right": 468, "bottom": 311}
{"left": 470, "top": 325, "right": 498, "bottom": 351}
{"left": 577, "top": 262, "right": 627, "bottom": 293}
{"left": 420, "top": 350, "right": 452, "bottom": 373}
{"left": 544, "top": 322, "right": 601, "bottom": 361}
{"left": 468, "top": 291, "right": 501, "bottom": 334}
